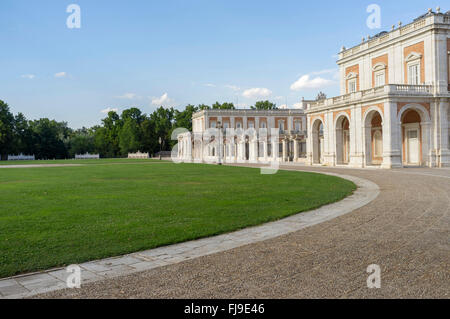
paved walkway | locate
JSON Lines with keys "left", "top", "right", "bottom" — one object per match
{"left": 32, "top": 165, "right": 449, "bottom": 299}
{"left": 0, "top": 170, "right": 377, "bottom": 299}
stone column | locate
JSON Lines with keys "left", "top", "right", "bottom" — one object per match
{"left": 421, "top": 122, "right": 432, "bottom": 167}
{"left": 438, "top": 100, "right": 450, "bottom": 167}
{"left": 272, "top": 138, "right": 278, "bottom": 162}
{"left": 263, "top": 140, "right": 268, "bottom": 162}
{"left": 293, "top": 138, "right": 299, "bottom": 162}
{"left": 250, "top": 139, "right": 258, "bottom": 162}
{"left": 200, "top": 139, "right": 204, "bottom": 162}
{"left": 282, "top": 139, "right": 287, "bottom": 162}
{"left": 382, "top": 101, "right": 402, "bottom": 168}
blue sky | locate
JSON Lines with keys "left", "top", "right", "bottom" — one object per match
{"left": 0, "top": 0, "right": 444, "bottom": 128}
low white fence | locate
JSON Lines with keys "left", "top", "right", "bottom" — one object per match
{"left": 7, "top": 154, "right": 35, "bottom": 161}
{"left": 75, "top": 153, "right": 100, "bottom": 160}
{"left": 128, "top": 151, "right": 150, "bottom": 159}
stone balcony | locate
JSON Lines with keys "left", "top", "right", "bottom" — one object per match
{"left": 306, "top": 84, "right": 435, "bottom": 111}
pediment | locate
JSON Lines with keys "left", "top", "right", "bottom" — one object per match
{"left": 405, "top": 52, "right": 422, "bottom": 62}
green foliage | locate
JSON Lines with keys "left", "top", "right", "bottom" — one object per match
{"left": 0, "top": 100, "right": 15, "bottom": 158}
{"left": 212, "top": 102, "right": 235, "bottom": 110}
{"left": 251, "top": 100, "right": 277, "bottom": 110}
{"left": 119, "top": 118, "right": 142, "bottom": 155}
{"left": 0, "top": 100, "right": 241, "bottom": 159}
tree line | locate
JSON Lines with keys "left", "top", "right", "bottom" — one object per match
{"left": 0, "top": 99, "right": 277, "bottom": 160}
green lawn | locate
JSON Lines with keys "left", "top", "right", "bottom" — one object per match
{"left": 0, "top": 161, "right": 355, "bottom": 278}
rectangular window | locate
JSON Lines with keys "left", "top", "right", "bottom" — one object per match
{"left": 348, "top": 80, "right": 357, "bottom": 93}
{"left": 210, "top": 121, "right": 216, "bottom": 128}
{"left": 408, "top": 64, "right": 420, "bottom": 85}
{"left": 375, "top": 71, "right": 385, "bottom": 87}
{"left": 295, "top": 121, "right": 301, "bottom": 131}
{"left": 248, "top": 121, "right": 254, "bottom": 128}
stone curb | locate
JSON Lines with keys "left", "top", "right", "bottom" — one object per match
{"left": 0, "top": 169, "right": 379, "bottom": 299}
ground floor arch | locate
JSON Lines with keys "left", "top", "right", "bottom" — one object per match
{"left": 401, "top": 109, "right": 423, "bottom": 166}
{"left": 363, "top": 109, "right": 384, "bottom": 166}
{"left": 335, "top": 115, "right": 350, "bottom": 165}
{"left": 312, "top": 119, "right": 324, "bottom": 164}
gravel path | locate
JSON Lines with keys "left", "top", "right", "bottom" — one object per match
{"left": 35, "top": 166, "right": 450, "bottom": 299}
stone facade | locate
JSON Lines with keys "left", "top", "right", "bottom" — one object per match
{"left": 177, "top": 109, "right": 307, "bottom": 164}
{"left": 179, "top": 9, "right": 450, "bottom": 168}
{"left": 305, "top": 9, "right": 450, "bottom": 168}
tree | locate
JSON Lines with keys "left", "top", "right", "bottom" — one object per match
{"left": 121, "top": 107, "right": 145, "bottom": 124}
{"left": 119, "top": 118, "right": 142, "bottom": 155}
{"left": 12, "top": 112, "right": 32, "bottom": 155}
{"left": 198, "top": 104, "right": 211, "bottom": 110}
{"left": 212, "top": 102, "right": 235, "bottom": 110}
{"left": 67, "top": 128, "right": 95, "bottom": 158}
{"left": 29, "top": 118, "right": 69, "bottom": 159}
{"left": 150, "top": 106, "right": 174, "bottom": 152}
{"left": 251, "top": 100, "right": 277, "bottom": 110}
{"left": 174, "top": 104, "right": 198, "bottom": 131}
{"left": 0, "top": 100, "right": 15, "bottom": 159}
{"left": 100, "top": 111, "right": 122, "bottom": 157}
{"left": 140, "top": 118, "right": 157, "bottom": 155}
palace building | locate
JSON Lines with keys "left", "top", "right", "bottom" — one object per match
{"left": 177, "top": 109, "right": 308, "bottom": 163}
{"left": 178, "top": 8, "right": 450, "bottom": 168}
{"left": 305, "top": 8, "right": 450, "bottom": 168}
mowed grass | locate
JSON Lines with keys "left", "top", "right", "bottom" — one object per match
{"left": 0, "top": 161, "right": 356, "bottom": 278}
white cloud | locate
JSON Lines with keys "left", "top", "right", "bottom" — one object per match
{"left": 21, "top": 74, "right": 35, "bottom": 79}
{"left": 101, "top": 107, "right": 119, "bottom": 114}
{"left": 225, "top": 84, "right": 241, "bottom": 92}
{"left": 116, "top": 93, "right": 138, "bottom": 99}
{"left": 151, "top": 93, "right": 175, "bottom": 107}
{"left": 242, "top": 87, "right": 272, "bottom": 99}
{"left": 204, "top": 83, "right": 216, "bottom": 88}
{"left": 278, "top": 104, "right": 288, "bottom": 109}
{"left": 292, "top": 102, "right": 304, "bottom": 109}
{"left": 290, "top": 75, "right": 334, "bottom": 91}
{"left": 54, "top": 72, "right": 67, "bottom": 78}
{"left": 291, "top": 68, "right": 339, "bottom": 91}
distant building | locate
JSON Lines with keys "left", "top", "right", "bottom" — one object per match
{"left": 178, "top": 109, "right": 307, "bottom": 163}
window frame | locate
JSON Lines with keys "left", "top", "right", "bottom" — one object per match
{"left": 407, "top": 62, "right": 420, "bottom": 85}
{"left": 405, "top": 52, "right": 422, "bottom": 85}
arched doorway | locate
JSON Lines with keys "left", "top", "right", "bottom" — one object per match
{"left": 312, "top": 119, "right": 324, "bottom": 164}
{"left": 335, "top": 116, "right": 350, "bottom": 165}
{"left": 363, "top": 110, "right": 384, "bottom": 166}
{"left": 401, "top": 109, "right": 422, "bottom": 166}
